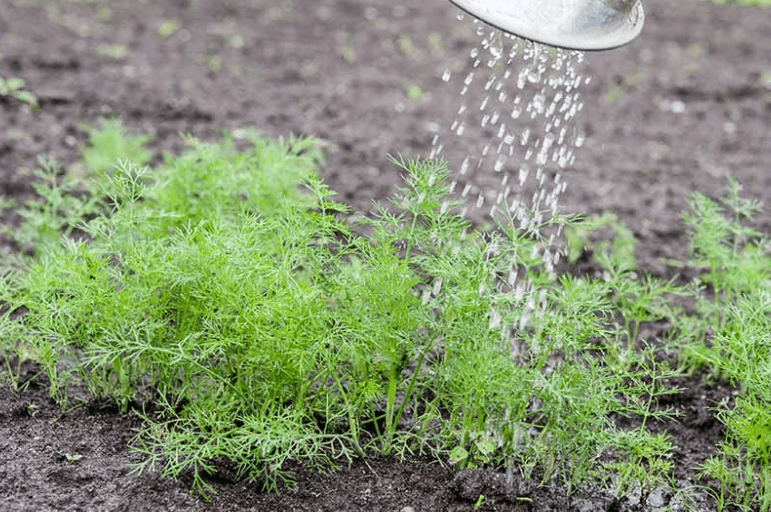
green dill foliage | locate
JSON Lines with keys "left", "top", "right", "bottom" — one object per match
{"left": 0, "top": 126, "right": 684, "bottom": 499}
{"left": 6, "top": 158, "right": 102, "bottom": 252}
{"left": 684, "top": 178, "right": 767, "bottom": 311}
{"left": 678, "top": 178, "right": 771, "bottom": 511}
{"left": 0, "top": 131, "right": 347, "bottom": 494}
{"left": 564, "top": 211, "right": 637, "bottom": 272}
{"left": 679, "top": 178, "right": 770, "bottom": 368}
{"left": 80, "top": 117, "right": 153, "bottom": 176}
{"left": 149, "top": 130, "right": 323, "bottom": 230}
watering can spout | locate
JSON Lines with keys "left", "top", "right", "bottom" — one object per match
{"left": 448, "top": 0, "right": 644, "bottom": 51}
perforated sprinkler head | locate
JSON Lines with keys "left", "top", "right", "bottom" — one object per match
{"left": 449, "top": 0, "right": 644, "bottom": 50}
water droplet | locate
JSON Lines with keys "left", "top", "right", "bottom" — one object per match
{"left": 546, "top": 100, "right": 557, "bottom": 118}
{"left": 432, "top": 277, "right": 442, "bottom": 296}
{"left": 460, "top": 157, "right": 471, "bottom": 175}
{"left": 558, "top": 127, "right": 567, "bottom": 145}
{"left": 507, "top": 270, "right": 517, "bottom": 287}
{"left": 489, "top": 32, "right": 503, "bottom": 60}
{"left": 517, "top": 69, "right": 527, "bottom": 89}
{"left": 536, "top": 133, "right": 555, "bottom": 165}
{"left": 531, "top": 92, "right": 546, "bottom": 115}
{"left": 519, "top": 165, "right": 529, "bottom": 186}
{"left": 528, "top": 68, "right": 542, "bottom": 83}
{"left": 494, "top": 155, "right": 506, "bottom": 172}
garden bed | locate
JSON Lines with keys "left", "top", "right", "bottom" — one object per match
{"left": 1, "top": 0, "right": 771, "bottom": 511}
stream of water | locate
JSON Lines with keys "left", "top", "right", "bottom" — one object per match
{"left": 431, "top": 12, "right": 591, "bottom": 338}
{"left": 432, "top": 12, "right": 590, "bottom": 276}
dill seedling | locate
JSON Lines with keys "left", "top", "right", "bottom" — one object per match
{"left": 0, "top": 59, "right": 38, "bottom": 108}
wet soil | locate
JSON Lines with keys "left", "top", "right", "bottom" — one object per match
{"left": 1, "top": 0, "right": 770, "bottom": 510}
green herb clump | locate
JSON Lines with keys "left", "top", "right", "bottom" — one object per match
{"left": 677, "top": 179, "right": 771, "bottom": 512}
{"left": 80, "top": 117, "right": 153, "bottom": 176}
{"left": 4, "top": 120, "right": 766, "bottom": 508}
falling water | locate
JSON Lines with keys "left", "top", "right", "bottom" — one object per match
{"left": 430, "top": 11, "right": 590, "bottom": 342}
{"left": 431, "top": 13, "right": 589, "bottom": 277}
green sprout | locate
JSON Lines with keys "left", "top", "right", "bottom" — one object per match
{"left": 0, "top": 60, "right": 38, "bottom": 108}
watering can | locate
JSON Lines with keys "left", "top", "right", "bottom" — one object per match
{"left": 448, "top": 0, "right": 644, "bottom": 50}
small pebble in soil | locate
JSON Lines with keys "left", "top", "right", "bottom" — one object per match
{"left": 646, "top": 487, "right": 672, "bottom": 510}
{"left": 624, "top": 486, "right": 642, "bottom": 507}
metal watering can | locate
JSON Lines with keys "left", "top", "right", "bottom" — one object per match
{"left": 448, "top": 0, "right": 644, "bottom": 50}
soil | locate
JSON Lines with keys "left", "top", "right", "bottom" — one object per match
{"left": 1, "top": 0, "right": 770, "bottom": 510}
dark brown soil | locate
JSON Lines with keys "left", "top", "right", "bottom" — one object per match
{"left": 1, "top": 0, "right": 770, "bottom": 510}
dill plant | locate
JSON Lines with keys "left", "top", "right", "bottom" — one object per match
{"left": 80, "top": 117, "right": 152, "bottom": 176}
{"left": 0, "top": 120, "right": 687, "bottom": 499}
{"left": 678, "top": 178, "right": 771, "bottom": 511}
